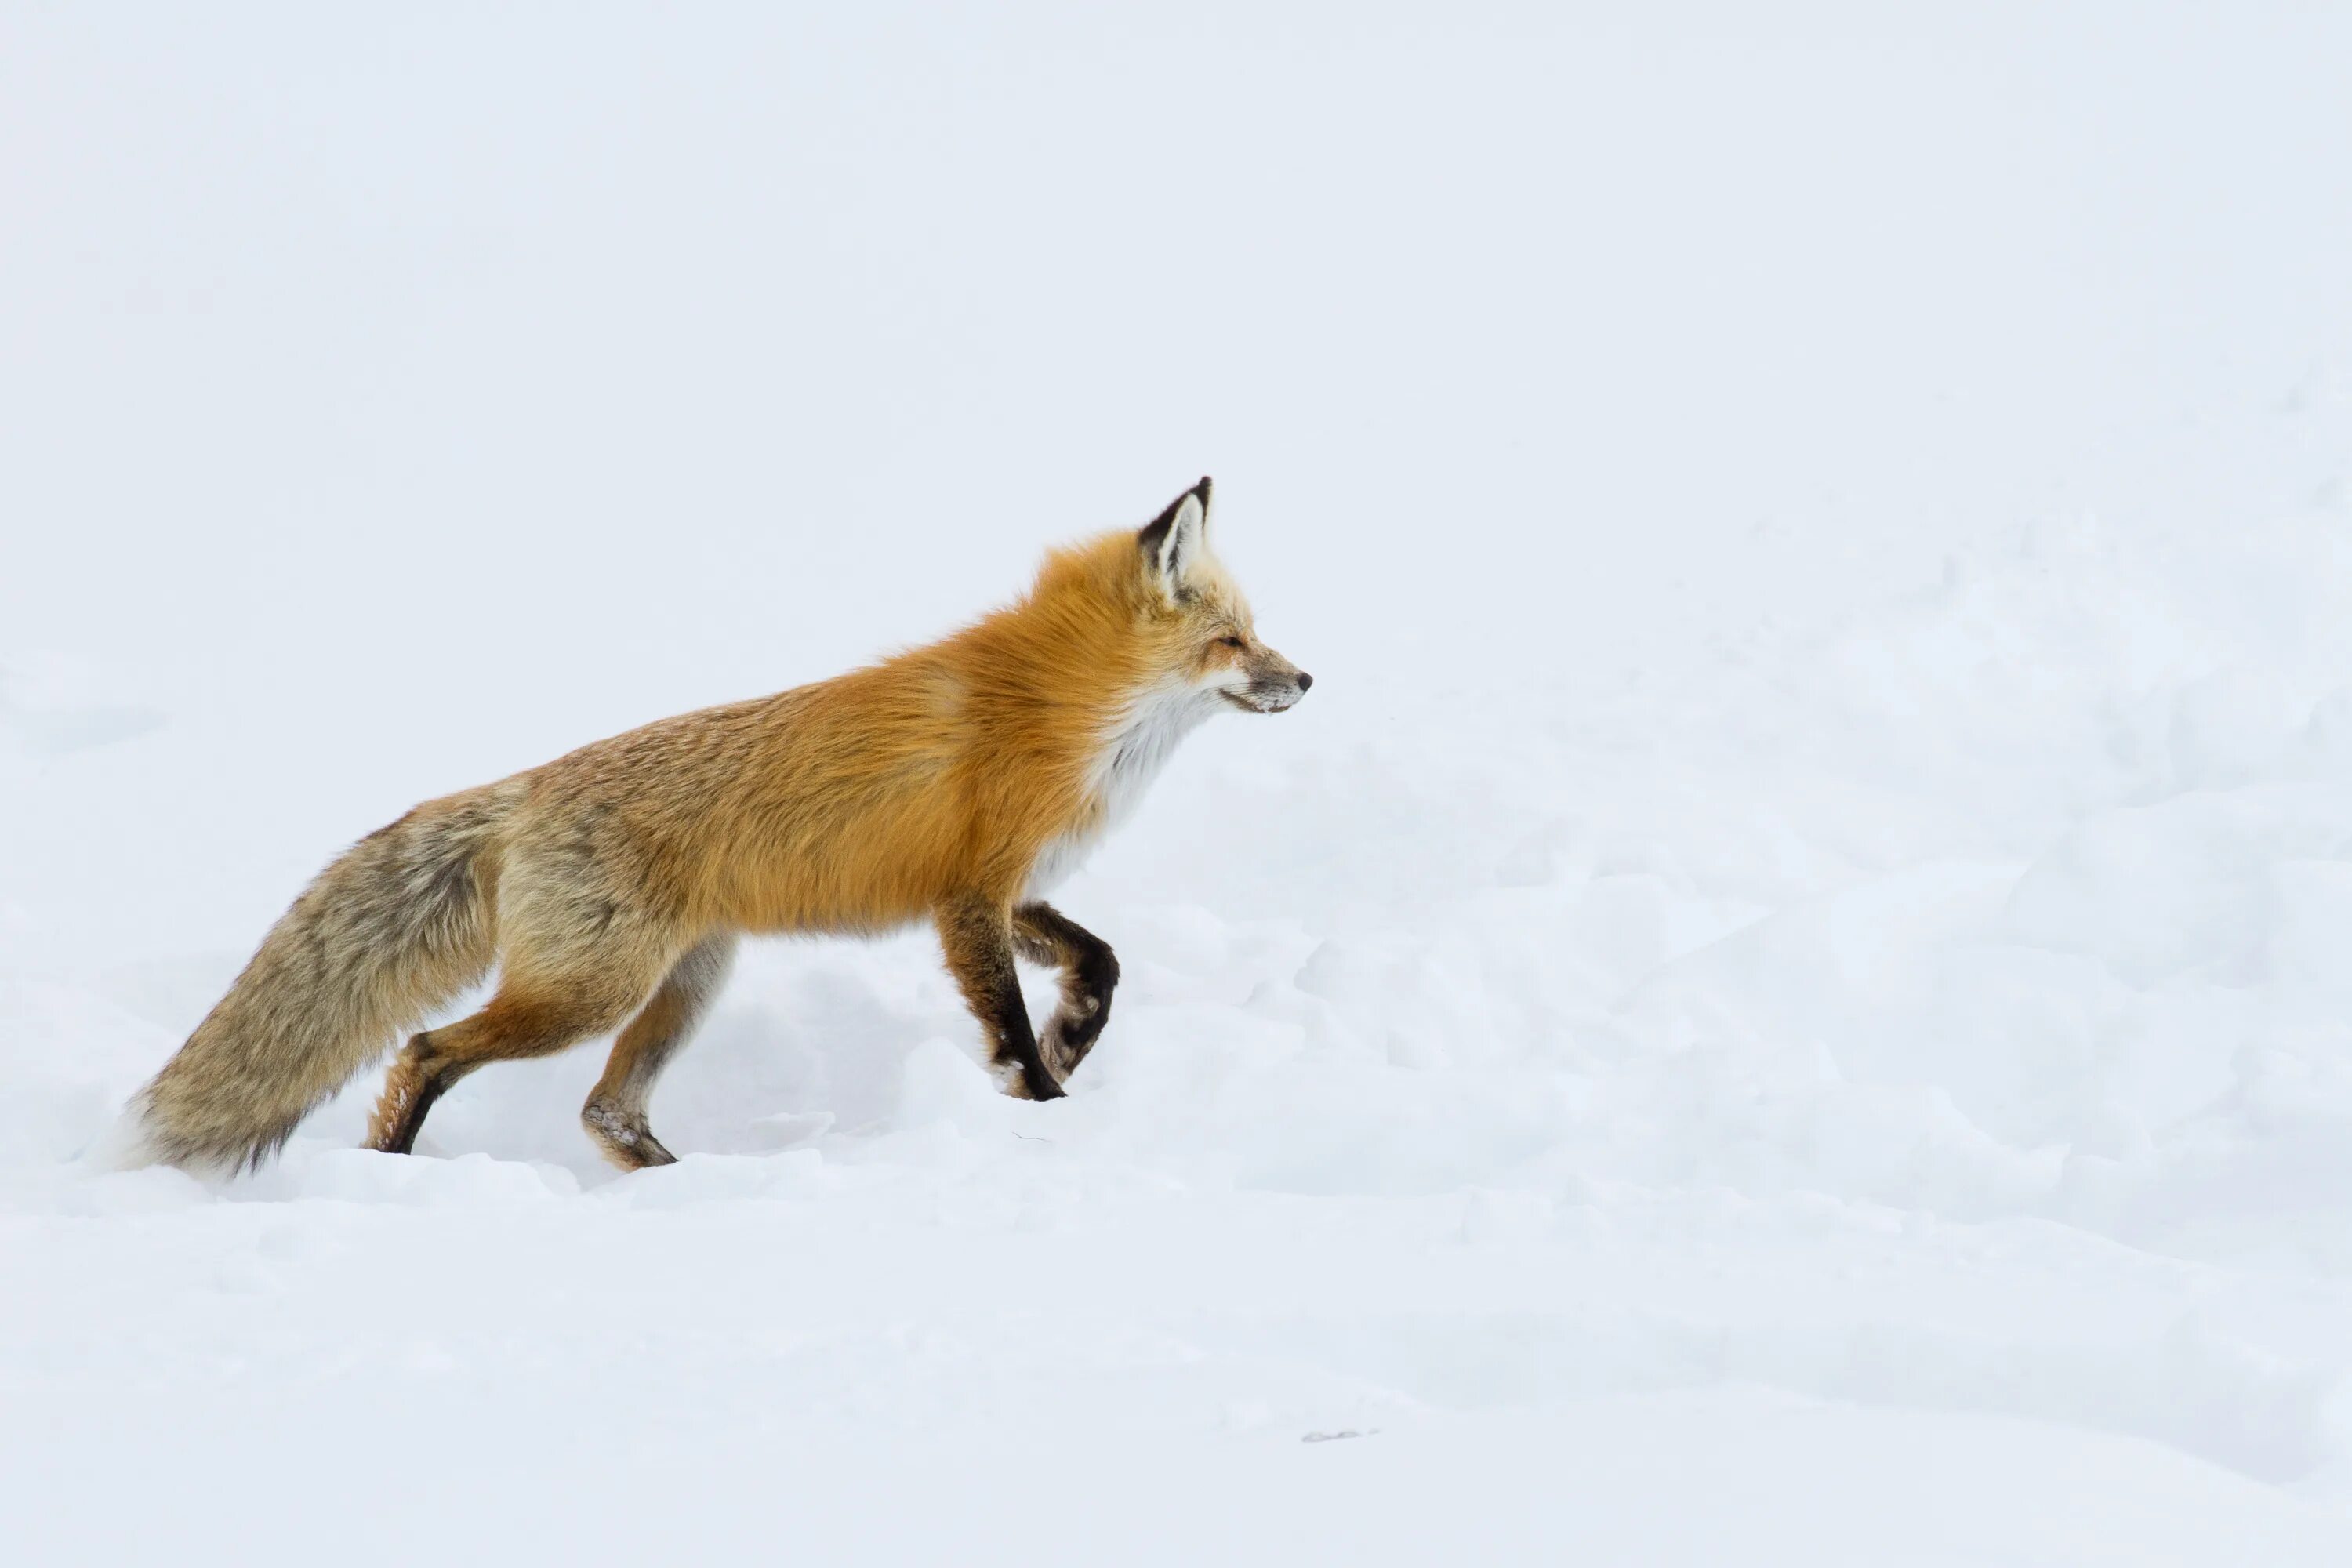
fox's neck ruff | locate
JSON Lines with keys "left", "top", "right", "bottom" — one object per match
{"left": 1089, "top": 676, "right": 1222, "bottom": 826}
{"left": 1023, "top": 676, "right": 1221, "bottom": 899}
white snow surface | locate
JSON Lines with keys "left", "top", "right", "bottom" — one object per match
{"left": 8, "top": 5, "right": 2352, "bottom": 1564}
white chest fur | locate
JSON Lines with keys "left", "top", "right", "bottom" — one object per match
{"left": 1022, "top": 681, "right": 1221, "bottom": 900}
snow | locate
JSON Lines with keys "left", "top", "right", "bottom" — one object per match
{"left": 7, "top": 4, "right": 2352, "bottom": 1563}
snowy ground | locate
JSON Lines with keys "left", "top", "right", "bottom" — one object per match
{"left": 8, "top": 5, "right": 2352, "bottom": 1565}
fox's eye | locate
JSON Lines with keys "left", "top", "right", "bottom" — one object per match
{"left": 1214, "top": 635, "right": 1247, "bottom": 651}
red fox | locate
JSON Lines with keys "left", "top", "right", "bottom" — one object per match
{"left": 124, "top": 478, "right": 1310, "bottom": 1173}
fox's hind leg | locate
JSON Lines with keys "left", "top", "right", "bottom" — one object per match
{"left": 582, "top": 933, "right": 738, "bottom": 1171}
{"left": 365, "top": 926, "right": 678, "bottom": 1156}
{"left": 1014, "top": 902, "right": 1120, "bottom": 1083}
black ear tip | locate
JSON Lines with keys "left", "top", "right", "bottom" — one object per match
{"left": 1142, "top": 477, "right": 1211, "bottom": 550}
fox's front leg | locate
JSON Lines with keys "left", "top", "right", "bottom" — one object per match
{"left": 936, "top": 895, "right": 1065, "bottom": 1101}
{"left": 1014, "top": 902, "right": 1120, "bottom": 1083}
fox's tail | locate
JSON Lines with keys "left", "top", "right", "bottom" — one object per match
{"left": 121, "top": 785, "right": 516, "bottom": 1173}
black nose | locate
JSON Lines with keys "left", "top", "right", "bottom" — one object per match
{"left": 1295, "top": 672, "right": 1314, "bottom": 691}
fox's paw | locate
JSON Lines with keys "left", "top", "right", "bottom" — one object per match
{"left": 365, "top": 1042, "right": 445, "bottom": 1156}
{"left": 988, "top": 1057, "right": 1066, "bottom": 1101}
{"left": 583, "top": 1098, "right": 679, "bottom": 1171}
{"left": 1039, "top": 1006, "right": 1109, "bottom": 1083}
{"left": 364, "top": 1076, "right": 422, "bottom": 1153}
{"left": 1037, "top": 1018, "right": 1078, "bottom": 1081}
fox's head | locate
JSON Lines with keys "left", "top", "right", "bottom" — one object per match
{"left": 1120, "top": 476, "right": 1312, "bottom": 716}
{"left": 984, "top": 477, "right": 1310, "bottom": 889}
{"left": 999, "top": 477, "right": 1311, "bottom": 753}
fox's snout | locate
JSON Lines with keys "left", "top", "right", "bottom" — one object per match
{"left": 1236, "top": 650, "right": 1312, "bottom": 713}
{"left": 1262, "top": 667, "right": 1312, "bottom": 711}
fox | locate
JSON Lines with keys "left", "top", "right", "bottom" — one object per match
{"left": 122, "top": 477, "right": 1310, "bottom": 1174}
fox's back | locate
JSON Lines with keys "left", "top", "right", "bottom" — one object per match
{"left": 506, "top": 648, "right": 1097, "bottom": 936}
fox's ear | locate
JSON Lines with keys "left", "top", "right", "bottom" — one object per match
{"left": 1138, "top": 476, "right": 1212, "bottom": 603}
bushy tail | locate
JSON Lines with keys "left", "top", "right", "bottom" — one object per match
{"left": 124, "top": 786, "right": 515, "bottom": 1172}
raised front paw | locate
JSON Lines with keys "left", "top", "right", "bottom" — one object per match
{"left": 1039, "top": 1008, "right": 1105, "bottom": 1080}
